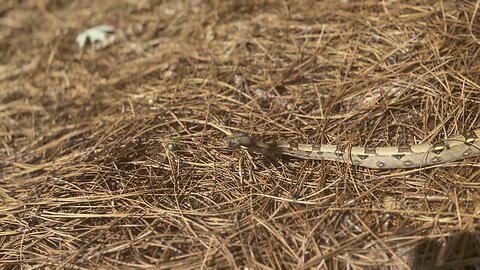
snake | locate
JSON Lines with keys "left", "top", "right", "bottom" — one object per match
{"left": 225, "top": 128, "right": 480, "bottom": 169}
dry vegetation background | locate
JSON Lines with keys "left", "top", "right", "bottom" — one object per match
{"left": 1, "top": 0, "right": 480, "bottom": 269}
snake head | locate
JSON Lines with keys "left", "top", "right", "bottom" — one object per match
{"left": 225, "top": 133, "right": 255, "bottom": 149}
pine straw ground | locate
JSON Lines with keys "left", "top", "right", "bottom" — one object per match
{"left": 1, "top": 0, "right": 480, "bottom": 269}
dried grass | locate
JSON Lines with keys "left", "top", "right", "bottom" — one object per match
{"left": 1, "top": 0, "right": 480, "bottom": 269}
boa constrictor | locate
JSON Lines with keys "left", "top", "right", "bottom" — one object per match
{"left": 226, "top": 128, "right": 480, "bottom": 169}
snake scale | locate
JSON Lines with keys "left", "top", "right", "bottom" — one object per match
{"left": 226, "top": 128, "right": 480, "bottom": 169}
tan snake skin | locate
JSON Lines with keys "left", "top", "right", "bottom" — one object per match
{"left": 226, "top": 128, "right": 480, "bottom": 169}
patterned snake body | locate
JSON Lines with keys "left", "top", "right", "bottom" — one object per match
{"left": 226, "top": 128, "right": 480, "bottom": 169}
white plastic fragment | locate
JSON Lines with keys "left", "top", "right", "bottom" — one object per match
{"left": 76, "top": 24, "right": 115, "bottom": 48}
